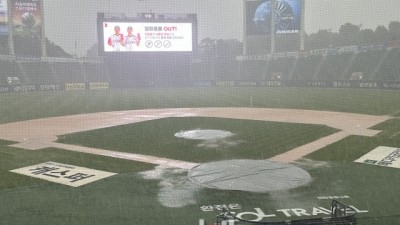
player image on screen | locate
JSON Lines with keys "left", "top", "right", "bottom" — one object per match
{"left": 101, "top": 21, "right": 194, "bottom": 53}
{"left": 107, "top": 25, "right": 124, "bottom": 51}
{"left": 124, "top": 26, "right": 141, "bottom": 51}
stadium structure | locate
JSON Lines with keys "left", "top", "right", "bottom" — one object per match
{"left": 0, "top": 1, "right": 400, "bottom": 225}
{"left": 1, "top": 1, "right": 399, "bottom": 91}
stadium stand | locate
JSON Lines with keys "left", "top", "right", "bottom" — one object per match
{"left": 83, "top": 62, "right": 110, "bottom": 83}
{"left": 0, "top": 42, "right": 399, "bottom": 89}
{"left": 376, "top": 48, "right": 400, "bottom": 81}
{"left": 0, "top": 59, "right": 23, "bottom": 84}
{"left": 318, "top": 53, "right": 355, "bottom": 80}
{"left": 240, "top": 61, "right": 269, "bottom": 80}
{"left": 215, "top": 57, "right": 241, "bottom": 80}
{"left": 53, "top": 62, "right": 84, "bottom": 83}
{"left": 191, "top": 46, "right": 400, "bottom": 82}
{"left": 19, "top": 62, "right": 54, "bottom": 84}
{"left": 347, "top": 49, "right": 388, "bottom": 80}
{"left": 106, "top": 54, "right": 191, "bottom": 88}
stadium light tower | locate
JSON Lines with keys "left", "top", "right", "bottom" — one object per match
{"left": 7, "top": 0, "right": 15, "bottom": 55}
{"left": 270, "top": 0, "right": 276, "bottom": 54}
{"left": 300, "top": 0, "right": 305, "bottom": 51}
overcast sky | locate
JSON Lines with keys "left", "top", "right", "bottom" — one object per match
{"left": 42, "top": 0, "right": 400, "bottom": 56}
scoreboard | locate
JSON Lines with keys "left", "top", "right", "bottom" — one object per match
{"left": 97, "top": 13, "right": 197, "bottom": 55}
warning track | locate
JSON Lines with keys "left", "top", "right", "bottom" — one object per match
{"left": 0, "top": 108, "right": 391, "bottom": 168}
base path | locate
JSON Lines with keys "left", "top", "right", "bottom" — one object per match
{"left": 0, "top": 108, "right": 391, "bottom": 168}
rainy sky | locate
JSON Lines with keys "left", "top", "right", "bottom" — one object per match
{"left": 42, "top": 0, "right": 400, "bottom": 56}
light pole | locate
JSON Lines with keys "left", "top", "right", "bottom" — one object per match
{"left": 270, "top": 0, "right": 276, "bottom": 54}
{"left": 300, "top": 0, "right": 305, "bottom": 51}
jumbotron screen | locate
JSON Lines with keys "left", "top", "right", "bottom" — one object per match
{"left": 100, "top": 22, "right": 193, "bottom": 53}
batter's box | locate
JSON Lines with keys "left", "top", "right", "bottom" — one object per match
{"left": 10, "top": 162, "right": 117, "bottom": 187}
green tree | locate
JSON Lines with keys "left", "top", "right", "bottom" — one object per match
{"left": 307, "top": 29, "right": 335, "bottom": 49}
{"left": 388, "top": 21, "right": 400, "bottom": 40}
{"left": 338, "top": 23, "right": 361, "bottom": 46}
{"left": 359, "top": 29, "right": 375, "bottom": 45}
{"left": 374, "top": 25, "right": 390, "bottom": 43}
{"left": 199, "top": 37, "right": 217, "bottom": 58}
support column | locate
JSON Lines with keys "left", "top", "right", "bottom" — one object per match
{"left": 40, "top": 0, "right": 47, "bottom": 57}
{"left": 7, "top": 0, "right": 15, "bottom": 55}
{"left": 299, "top": 0, "right": 306, "bottom": 51}
{"left": 243, "top": 0, "right": 248, "bottom": 55}
{"left": 270, "top": 0, "right": 276, "bottom": 54}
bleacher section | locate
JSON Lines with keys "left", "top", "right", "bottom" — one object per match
{"left": 191, "top": 48, "right": 400, "bottom": 82}
{"left": 52, "top": 62, "right": 83, "bottom": 84}
{"left": 0, "top": 47, "right": 398, "bottom": 90}
{"left": 106, "top": 54, "right": 191, "bottom": 88}
{"left": 83, "top": 62, "right": 109, "bottom": 83}
{"left": 318, "top": 53, "right": 355, "bottom": 80}
{"left": 294, "top": 55, "right": 323, "bottom": 80}
{"left": 0, "top": 60, "right": 22, "bottom": 84}
{"left": 0, "top": 58, "right": 110, "bottom": 88}
{"left": 20, "top": 62, "right": 54, "bottom": 84}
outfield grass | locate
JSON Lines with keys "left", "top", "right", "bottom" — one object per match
{"left": 1, "top": 87, "right": 400, "bottom": 124}
{"left": 1, "top": 87, "right": 400, "bottom": 225}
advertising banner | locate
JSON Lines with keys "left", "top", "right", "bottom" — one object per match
{"left": 11, "top": 161, "right": 117, "bottom": 187}
{"left": 12, "top": 0, "right": 42, "bottom": 37}
{"left": 355, "top": 146, "right": 400, "bottom": 169}
{"left": 246, "top": 0, "right": 302, "bottom": 35}
{"left": 65, "top": 83, "right": 86, "bottom": 91}
{"left": 0, "top": 0, "right": 8, "bottom": 35}
{"left": 102, "top": 22, "right": 193, "bottom": 52}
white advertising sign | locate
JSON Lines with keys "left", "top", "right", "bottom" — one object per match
{"left": 10, "top": 161, "right": 117, "bottom": 187}
{"left": 355, "top": 146, "right": 400, "bottom": 169}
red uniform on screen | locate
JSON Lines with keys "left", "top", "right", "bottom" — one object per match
{"left": 107, "top": 26, "right": 124, "bottom": 51}
{"left": 124, "top": 26, "right": 141, "bottom": 51}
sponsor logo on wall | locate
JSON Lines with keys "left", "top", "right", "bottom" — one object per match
{"left": 10, "top": 161, "right": 117, "bottom": 187}
{"left": 39, "top": 84, "right": 61, "bottom": 91}
{"left": 65, "top": 83, "right": 85, "bottom": 91}
{"left": 355, "top": 146, "right": 400, "bottom": 169}
{"left": 89, "top": 82, "right": 109, "bottom": 90}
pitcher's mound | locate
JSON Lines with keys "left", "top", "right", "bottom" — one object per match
{"left": 188, "top": 160, "right": 311, "bottom": 193}
{"left": 174, "top": 129, "right": 234, "bottom": 140}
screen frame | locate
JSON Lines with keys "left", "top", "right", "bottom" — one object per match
{"left": 97, "top": 15, "right": 198, "bottom": 56}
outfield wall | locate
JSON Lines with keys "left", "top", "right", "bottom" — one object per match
{"left": 193, "top": 80, "right": 400, "bottom": 90}
{"left": 2, "top": 80, "right": 400, "bottom": 93}
{"left": 0, "top": 82, "right": 109, "bottom": 93}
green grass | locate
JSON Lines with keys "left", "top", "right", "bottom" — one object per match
{"left": 1, "top": 87, "right": 400, "bottom": 225}
{"left": 57, "top": 117, "right": 337, "bottom": 163}
{"left": 307, "top": 118, "right": 400, "bottom": 162}
{"left": 0, "top": 145, "right": 154, "bottom": 190}
{"left": 1, "top": 87, "right": 400, "bottom": 124}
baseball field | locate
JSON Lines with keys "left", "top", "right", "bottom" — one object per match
{"left": 0, "top": 87, "right": 399, "bottom": 225}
